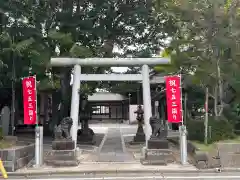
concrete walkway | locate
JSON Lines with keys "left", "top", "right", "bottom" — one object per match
{"left": 97, "top": 128, "right": 134, "bottom": 162}
{"left": 9, "top": 171, "right": 240, "bottom": 180}
{"left": 13, "top": 163, "right": 198, "bottom": 175}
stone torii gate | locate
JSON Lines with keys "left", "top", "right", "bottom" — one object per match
{"left": 50, "top": 57, "right": 170, "bottom": 148}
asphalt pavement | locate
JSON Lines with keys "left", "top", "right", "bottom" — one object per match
{"left": 6, "top": 172, "right": 240, "bottom": 180}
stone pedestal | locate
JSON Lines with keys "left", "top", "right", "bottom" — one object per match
{"left": 46, "top": 140, "right": 79, "bottom": 167}
{"left": 141, "top": 138, "right": 175, "bottom": 165}
{"left": 52, "top": 140, "right": 75, "bottom": 150}
{"left": 148, "top": 139, "right": 169, "bottom": 149}
{"left": 131, "top": 125, "right": 145, "bottom": 144}
{"left": 133, "top": 133, "right": 145, "bottom": 142}
{"left": 141, "top": 149, "right": 174, "bottom": 165}
{"left": 77, "top": 128, "right": 96, "bottom": 145}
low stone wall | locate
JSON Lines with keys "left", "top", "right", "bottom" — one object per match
{"left": 168, "top": 138, "right": 220, "bottom": 169}
{"left": 217, "top": 143, "right": 240, "bottom": 169}
{"left": 0, "top": 140, "right": 35, "bottom": 172}
{"left": 168, "top": 137, "right": 197, "bottom": 154}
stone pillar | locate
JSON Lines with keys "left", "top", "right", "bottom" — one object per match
{"left": 70, "top": 65, "right": 81, "bottom": 148}
{"left": 141, "top": 64, "right": 152, "bottom": 146}
{"left": 1, "top": 106, "right": 10, "bottom": 136}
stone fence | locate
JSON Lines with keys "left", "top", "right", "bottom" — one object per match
{"left": 168, "top": 137, "right": 221, "bottom": 169}
{"left": 1, "top": 141, "right": 35, "bottom": 172}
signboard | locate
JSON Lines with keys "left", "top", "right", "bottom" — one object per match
{"left": 165, "top": 75, "right": 182, "bottom": 123}
{"left": 22, "top": 76, "right": 37, "bottom": 125}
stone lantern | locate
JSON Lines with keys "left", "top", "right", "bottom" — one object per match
{"left": 131, "top": 105, "right": 145, "bottom": 143}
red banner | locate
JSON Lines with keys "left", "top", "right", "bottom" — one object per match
{"left": 165, "top": 75, "right": 182, "bottom": 123}
{"left": 22, "top": 76, "right": 37, "bottom": 125}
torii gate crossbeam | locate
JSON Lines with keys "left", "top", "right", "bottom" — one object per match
{"left": 50, "top": 57, "right": 170, "bottom": 149}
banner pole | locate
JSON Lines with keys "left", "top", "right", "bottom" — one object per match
{"left": 34, "top": 75, "right": 38, "bottom": 127}
{"left": 179, "top": 74, "right": 184, "bottom": 125}
{"left": 34, "top": 75, "right": 41, "bottom": 167}
{"left": 179, "top": 74, "right": 188, "bottom": 165}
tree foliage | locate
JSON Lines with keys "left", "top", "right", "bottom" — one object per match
{"left": 0, "top": 0, "right": 175, "bottom": 125}
{"left": 154, "top": 0, "right": 240, "bottom": 121}
{"left": 2, "top": 0, "right": 240, "bottom": 133}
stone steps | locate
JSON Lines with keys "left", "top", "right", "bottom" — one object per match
{"left": 45, "top": 160, "right": 79, "bottom": 167}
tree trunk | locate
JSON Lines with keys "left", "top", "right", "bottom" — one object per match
{"left": 51, "top": 90, "right": 61, "bottom": 131}
{"left": 214, "top": 60, "right": 224, "bottom": 119}
{"left": 102, "top": 39, "right": 114, "bottom": 57}
{"left": 214, "top": 84, "right": 218, "bottom": 118}
{"left": 204, "top": 87, "right": 209, "bottom": 145}
{"left": 184, "top": 92, "right": 187, "bottom": 123}
{"left": 10, "top": 50, "right": 16, "bottom": 135}
{"left": 43, "top": 93, "right": 49, "bottom": 125}
{"left": 59, "top": 67, "right": 72, "bottom": 120}
{"left": 217, "top": 61, "right": 224, "bottom": 116}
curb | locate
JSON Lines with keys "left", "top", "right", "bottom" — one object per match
{"left": 8, "top": 167, "right": 240, "bottom": 176}
{"left": 7, "top": 168, "right": 223, "bottom": 177}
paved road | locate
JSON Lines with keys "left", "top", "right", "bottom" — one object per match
{"left": 7, "top": 172, "right": 240, "bottom": 179}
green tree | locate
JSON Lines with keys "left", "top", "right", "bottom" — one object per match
{"left": 43, "top": 0, "right": 176, "bottom": 121}
{"left": 155, "top": 0, "right": 240, "bottom": 121}
{"left": 0, "top": 0, "right": 175, "bottom": 126}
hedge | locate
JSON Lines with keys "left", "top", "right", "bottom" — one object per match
{"left": 186, "top": 117, "right": 235, "bottom": 144}
{"left": 0, "top": 128, "right": 2, "bottom": 140}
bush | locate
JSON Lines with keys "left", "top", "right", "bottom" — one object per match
{"left": 0, "top": 128, "right": 2, "bottom": 140}
{"left": 187, "top": 120, "right": 204, "bottom": 142}
{"left": 186, "top": 117, "right": 235, "bottom": 144}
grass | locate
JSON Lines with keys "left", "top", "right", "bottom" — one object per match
{"left": 0, "top": 139, "right": 16, "bottom": 149}
{"left": 219, "top": 136, "right": 240, "bottom": 143}
{"left": 191, "top": 136, "right": 240, "bottom": 152}
{"left": 0, "top": 128, "right": 15, "bottom": 149}
{"left": 191, "top": 141, "right": 216, "bottom": 152}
